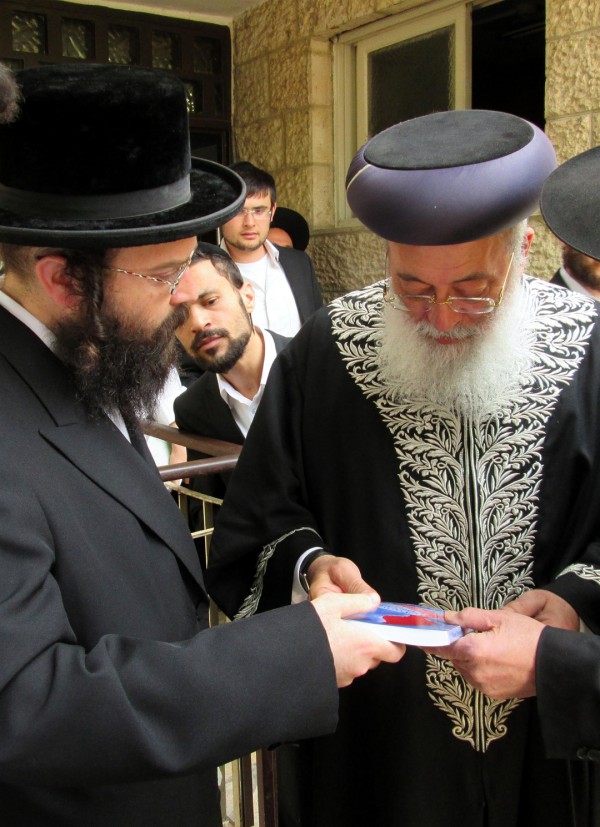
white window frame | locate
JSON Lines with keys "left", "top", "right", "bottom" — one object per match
{"left": 333, "top": 0, "right": 472, "bottom": 226}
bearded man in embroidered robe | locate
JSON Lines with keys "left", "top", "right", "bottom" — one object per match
{"left": 206, "top": 111, "right": 600, "bottom": 827}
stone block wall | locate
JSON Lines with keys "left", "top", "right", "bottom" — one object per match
{"left": 232, "top": 0, "right": 599, "bottom": 296}
{"left": 540, "top": 0, "right": 600, "bottom": 278}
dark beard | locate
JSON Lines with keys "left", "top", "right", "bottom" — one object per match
{"left": 53, "top": 304, "right": 189, "bottom": 430}
{"left": 192, "top": 327, "right": 251, "bottom": 374}
{"left": 563, "top": 247, "right": 600, "bottom": 291}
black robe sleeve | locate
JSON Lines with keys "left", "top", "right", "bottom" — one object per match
{"left": 207, "top": 317, "right": 331, "bottom": 618}
{"left": 536, "top": 626, "right": 600, "bottom": 759}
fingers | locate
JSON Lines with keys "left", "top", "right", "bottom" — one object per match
{"left": 308, "top": 556, "right": 378, "bottom": 600}
{"left": 445, "top": 607, "right": 495, "bottom": 632}
{"left": 504, "top": 590, "right": 579, "bottom": 630}
{"left": 503, "top": 590, "right": 548, "bottom": 616}
{"left": 312, "top": 593, "right": 405, "bottom": 688}
{"left": 312, "top": 590, "right": 380, "bottom": 619}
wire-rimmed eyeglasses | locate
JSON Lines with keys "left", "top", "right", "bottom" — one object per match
{"left": 383, "top": 251, "right": 515, "bottom": 316}
{"left": 238, "top": 206, "right": 273, "bottom": 220}
{"left": 106, "top": 250, "right": 196, "bottom": 295}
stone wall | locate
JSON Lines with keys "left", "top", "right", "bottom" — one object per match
{"left": 541, "top": 0, "right": 600, "bottom": 278}
{"left": 232, "top": 0, "right": 599, "bottom": 296}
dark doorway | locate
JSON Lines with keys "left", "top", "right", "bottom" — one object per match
{"left": 472, "top": 0, "right": 545, "bottom": 128}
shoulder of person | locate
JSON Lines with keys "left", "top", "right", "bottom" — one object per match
{"left": 267, "top": 330, "right": 293, "bottom": 352}
{"left": 275, "top": 244, "right": 313, "bottom": 267}
{"left": 174, "top": 371, "right": 218, "bottom": 416}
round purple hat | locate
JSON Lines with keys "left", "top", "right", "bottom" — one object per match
{"left": 540, "top": 145, "right": 600, "bottom": 260}
{"left": 346, "top": 110, "right": 556, "bottom": 245}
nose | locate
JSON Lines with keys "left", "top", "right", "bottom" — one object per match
{"left": 426, "top": 300, "right": 461, "bottom": 333}
{"left": 169, "top": 267, "right": 200, "bottom": 305}
{"left": 185, "top": 302, "right": 212, "bottom": 334}
{"left": 242, "top": 210, "right": 256, "bottom": 226}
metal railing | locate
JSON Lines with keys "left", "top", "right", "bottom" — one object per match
{"left": 142, "top": 421, "right": 278, "bottom": 827}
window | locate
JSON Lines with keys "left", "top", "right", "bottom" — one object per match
{"left": 0, "top": 0, "right": 233, "bottom": 163}
{"left": 333, "top": 0, "right": 545, "bottom": 225}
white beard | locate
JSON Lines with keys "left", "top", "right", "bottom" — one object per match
{"left": 377, "top": 277, "right": 532, "bottom": 420}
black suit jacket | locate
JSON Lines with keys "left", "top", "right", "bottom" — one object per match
{"left": 275, "top": 244, "right": 323, "bottom": 323}
{"left": 174, "top": 330, "right": 290, "bottom": 501}
{"left": 0, "top": 307, "right": 337, "bottom": 825}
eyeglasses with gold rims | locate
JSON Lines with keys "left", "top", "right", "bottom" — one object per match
{"left": 238, "top": 206, "right": 273, "bottom": 220}
{"left": 105, "top": 250, "right": 196, "bottom": 295}
{"left": 383, "top": 251, "right": 515, "bottom": 316}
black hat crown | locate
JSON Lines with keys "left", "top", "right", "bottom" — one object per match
{"left": 0, "top": 64, "right": 244, "bottom": 247}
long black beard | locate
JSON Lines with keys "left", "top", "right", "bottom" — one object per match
{"left": 53, "top": 304, "right": 189, "bottom": 430}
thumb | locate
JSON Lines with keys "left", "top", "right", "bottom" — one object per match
{"left": 445, "top": 607, "right": 495, "bottom": 632}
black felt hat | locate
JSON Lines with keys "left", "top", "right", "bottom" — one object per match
{"left": 346, "top": 110, "right": 557, "bottom": 246}
{"left": 540, "top": 146, "right": 600, "bottom": 260}
{"left": 0, "top": 64, "right": 245, "bottom": 248}
{"left": 270, "top": 206, "right": 310, "bottom": 251}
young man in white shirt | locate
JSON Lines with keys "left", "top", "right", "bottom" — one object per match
{"left": 219, "top": 162, "right": 323, "bottom": 337}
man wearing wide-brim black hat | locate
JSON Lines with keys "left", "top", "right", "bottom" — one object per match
{"left": 0, "top": 62, "right": 402, "bottom": 826}
{"left": 207, "top": 110, "right": 600, "bottom": 827}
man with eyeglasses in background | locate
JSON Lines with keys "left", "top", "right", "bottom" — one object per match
{"left": 219, "top": 161, "right": 323, "bottom": 338}
{"left": 207, "top": 111, "right": 600, "bottom": 827}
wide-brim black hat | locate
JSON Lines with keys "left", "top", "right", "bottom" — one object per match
{"left": 346, "top": 110, "right": 557, "bottom": 246}
{"left": 540, "top": 146, "right": 600, "bottom": 260}
{"left": 0, "top": 64, "right": 245, "bottom": 248}
{"left": 270, "top": 206, "right": 310, "bottom": 251}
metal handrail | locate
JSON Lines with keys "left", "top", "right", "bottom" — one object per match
{"left": 141, "top": 420, "right": 278, "bottom": 827}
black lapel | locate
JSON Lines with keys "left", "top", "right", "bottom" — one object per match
{"left": 179, "top": 373, "right": 244, "bottom": 445}
{"left": 0, "top": 307, "right": 205, "bottom": 591}
{"left": 277, "top": 246, "right": 312, "bottom": 322}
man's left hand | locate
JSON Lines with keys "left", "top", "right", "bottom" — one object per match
{"left": 503, "top": 588, "right": 579, "bottom": 630}
{"left": 423, "top": 606, "right": 544, "bottom": 699}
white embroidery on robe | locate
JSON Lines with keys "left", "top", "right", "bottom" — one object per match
{"left": 235, "top": 527, "right": 322, "bottom": 619}
{"left": 330, "top": 276, "right": 596, "bottom": 751}
{"left": 559, "top": 563, "right": 600, "bottom": 586}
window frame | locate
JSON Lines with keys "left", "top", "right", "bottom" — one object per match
{"left": 333, "top": 0, "right": 472, "bottom": 226}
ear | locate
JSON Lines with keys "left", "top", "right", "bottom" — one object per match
{"left": 270, "top": 202, "right": 277, "bottom": 223}
{"left": 35, "top": 255, "right": 82, "bottom": 310}
{"left": 522, "top": 226, "right": 534, "bottom": 261}
{"left": 240, "top": 280, "right": 255, "bottom": 313}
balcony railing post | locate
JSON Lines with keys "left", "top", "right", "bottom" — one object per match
{"left": 142, "top": 420, "right": 278, "bottom": 827}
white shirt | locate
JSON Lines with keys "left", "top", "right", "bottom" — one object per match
{"left": 145, "top": 366, "right": 186, "bottom": 466}
{"left": 216, "top": 328, "right": 277, "bottom": 437}
{"left": 225, "top": 240, "right": 302, "bottom": 337}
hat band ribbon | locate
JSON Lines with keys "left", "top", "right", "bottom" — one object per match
{"left": 0, "top": 176, "right": 191, "bottom": 219}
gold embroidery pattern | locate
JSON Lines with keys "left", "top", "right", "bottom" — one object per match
{"left": 330, "top": 277, "right": 596, "bottom": 751}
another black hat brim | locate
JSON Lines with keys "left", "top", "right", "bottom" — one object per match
{"left": 540, "top": 145, "right": 600, "bottom": 260}
{"left": 0, "top": 158, "right": 245, "bottom": 248}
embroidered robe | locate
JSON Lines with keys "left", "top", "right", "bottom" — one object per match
{"left": 208, "top": 277, "right": 600, "bottom": 827}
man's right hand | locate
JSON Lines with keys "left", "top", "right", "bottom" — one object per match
{"left": 311, "top": 592, "right": 405, "bottom": 687}
{"left": 306, "top": 554, "right": 376, "bottom": 599}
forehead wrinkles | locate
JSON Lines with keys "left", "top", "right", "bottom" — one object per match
{"left": 389, "top": 240, "right": 504, "bottom": 285}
